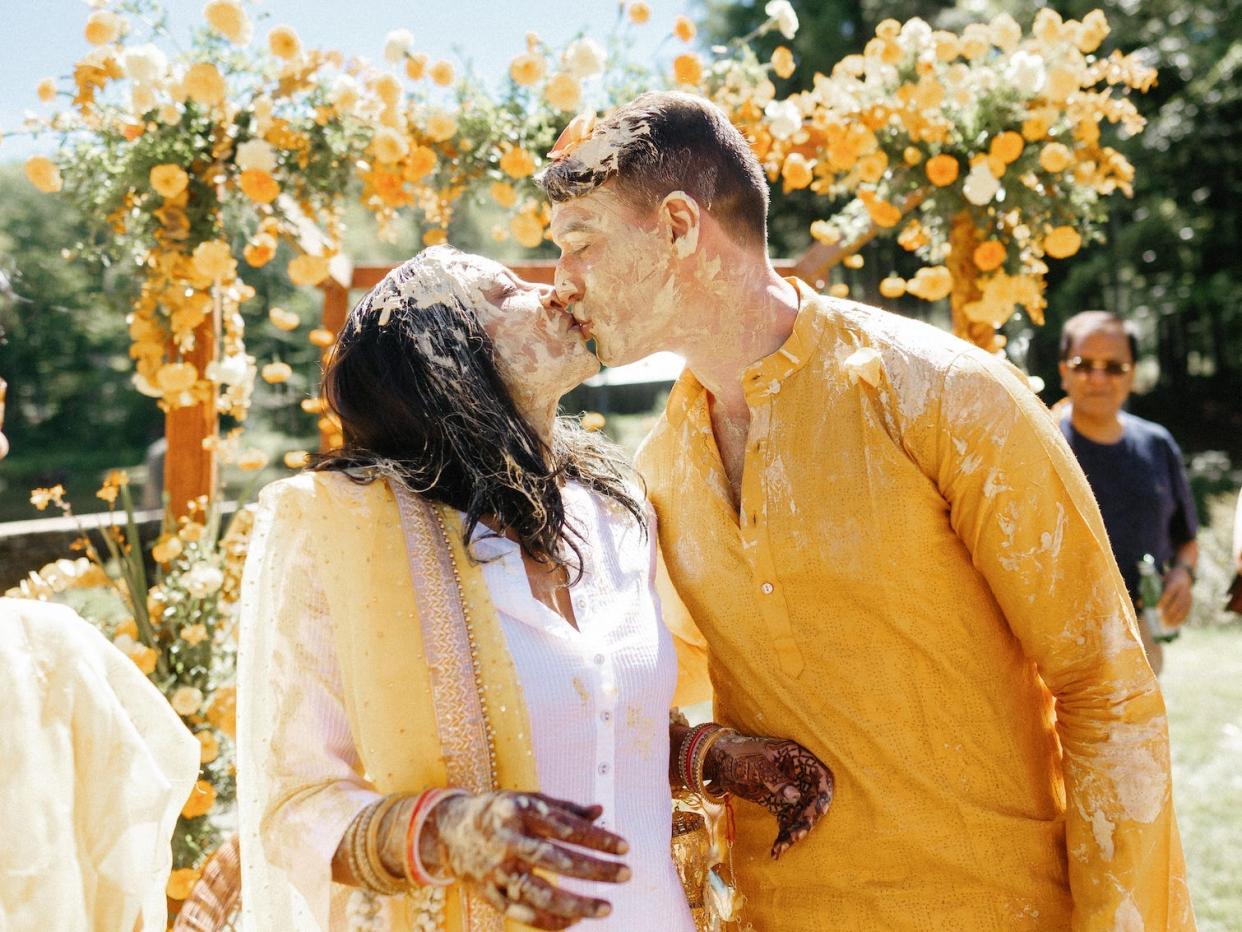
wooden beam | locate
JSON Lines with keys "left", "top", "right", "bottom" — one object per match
{"left": 164, "top": 316, "right": 217, "bottom": 517}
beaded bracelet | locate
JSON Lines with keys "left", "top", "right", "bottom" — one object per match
{"left": 404, "top": 788, "right": 466, "bottom": 887}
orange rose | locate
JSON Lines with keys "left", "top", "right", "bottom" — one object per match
{"left": 673, "top": 15, "right": 696, "bottom": 42}
{"left": 166, "top": 867, "right": 202, "bottom": 900}
{"left": 150, "top": 164, "right": 189, "bottom": 199}
{"left": 239, "top": 169, "right": 279, "bottom": 204}
{"left": 287, "top": 254, "right": 330, "bottom": 287}
{"left": 879, "top": 275, "right": 907, "bottom": 299}
{"left": 989, "top": 131, "right": 1024, "bottom": 164}
{"left": 771, "top": 46, "right": 796, "bottom": 80}
{"left": 925, "top": 153, "right": 959, "bottom": 187}
{"left": 244, "top": 233, "right": 277, "bottom": 268}
{"left": 1043, "top": 225, "right": 1082, "bottom": 259}
{"left": 972, "top": 240, "right": 1006, "bottom": 272}
{"left": 672, "top": 53, "right": 703, "bottom": 86}
{"left": 1039, "top": 143, "right": 1072, "bottom": 173}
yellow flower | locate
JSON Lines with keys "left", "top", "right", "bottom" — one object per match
{"left": 192, "top": 240, "right": 236, "bottom": 281}
{"left": 1043, "top": 225, "right": 1082, "bottom": 259}
{"left": 152, "top": 534, "right": 183, "bottom": 564}
{"left": 989, "top": 131, "right": 1024, "bottom": 165}
{"left": 855, "top": 151, "right": 887, "bottom": 184}
{"left": 261, "top": 361, "right": 292, "bottom": 384}
{"left": 406, "top": 145, "right": 437, "bottom": 181}
{"left": 843, "top": 253, "right": 864, "bottom": 269}
{"left": 371, "top": 125, "right": 407, "bottom": 163}
{"left": 511, "top": 210, "right": 545, "bottom": 249}
{"left": 171, "top": 685, "right": 204, "bottom": 716}
{"left": 545, "top": 72, "right": 583, "bottom": 111}
{"left": 373, "top": 73, "right": 402, "bottom": 107}
{"left": 36, "top": 77, "right": 56, "bottom": 103}
{"left": 628, "top": 2, "right": 651, "bottom": 25}
{"left": 906, "top": 265, "right": 953, "bottom": 302}
{"left": 183, "top": 62, "right": 227, "bottom": 108}
{"left": 181, "top": 779, "right": 217, "bottom": 819}
{"left": 828, "top": 283, "right": 850, "bottom": 298}
{"left": 1039, "top": 142, "right": 1072, "bottom": 173}
{"left": 114, "top": 618, "right": 139, "bottom": 641}
{"left": 308, "top": 327, "right": 337, "bottom": 348}
{"left": 268, "top": 306, "right": 300, "bottom": 331}
{"left": 268, "top": 25, "right": 301, "bottom": 59}
{"left": 182, "top": 623, "right": 209, "bottom": 646}
{"left": 581, "top": 412, "right": 606, "bottom": 431}
{"left": 422, "top": 228, "right": 448, "bottom": 247}
{"left": 509, "top": 52, "right": 547, "bottom": 87}
{"left": 244, "top": 232, "right": 277, "bottom": 268}
{"left": 284, "top": 450, "right": 311, "bottom": 469}
{"left": 862, "top": 196, "right": 901, "bottom": 229}
{"left": 1045, "top": 66, "right": 1079, "bottom": 103}
{"left": 203, "top": 0, "right": 251, "bottom": 44}
{"left": 84, "top": 10, "right": 123, "bottom": 46}
{"left": 771, "top": 46, "right": 795, "bottom": 80}
{"left": 166, "top": 868, "right": 202, "bottom": 901}
{"left": 24, "top": 156, "right": 62, "bottom": 194}
{"left": 150, "top": 164, "right": 189, "bottom": 199}
{"left": 972, "top": 240, "right": 1006, "bottom": 272}
{"left": 429, "top": 60, "right": 455, "bottom": 86}
{"left": 673, "top": 16, "right": 696, "bottom": 42}
{"left": 781, "top": 153, "right": 814, "bottom": 191}
{"left": 156, "top": 362, "right": 199, "bottom": 394}
{"left": 903, "top": 147, "right": 923, "bottom": 166}
{"left": 288, "top": 253, "right": 330, "bottom": 287}
{"left": 879, "top": 275, "right": 906, "bottom": 299}
{"left": 1021, "top": 116, "right": 1049, "bottom": 142}
{"left": 237, "top": 449, "right": 269, "bottom": 471}
{"left": 875, "top": 18, "right": 901, "bottom": 40}
{"left": 405, "top": 54, "right": 428, "bottom": 81}
{"left": 196, "top": 730, "right": 220, "bottom": 764}
{"left": 489, "top": 181, "right": 517, "bottom": 209}
{"left": 672, "top": 53, "right": 703, "bottom": 86}
{"left": 499, "top": 146, "right": 536, "bottom": 179}
{"left": 425, "top": 110, "right": 458, "bottom": 142}
{"left": 925, "top": 153, "right": 959, "bottom": 187}
{"left": 206, "top": 686, "right": 237, "bottom": 737}
{"left": 131, "top": 645, "right": 159, "bottom": 675}
{"left": 809, "top": 220, "right": 839, "bottom": 245}
{"left": 239, "top": 169, "right": 280, "bottom": 204}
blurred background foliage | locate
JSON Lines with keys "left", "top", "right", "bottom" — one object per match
{"left": 1, "top": 0, "right": 1238, "bottom": 520}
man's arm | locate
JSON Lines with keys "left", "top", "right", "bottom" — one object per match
{"left": 924, "top": 351, "right": 1194, "bottom": 931}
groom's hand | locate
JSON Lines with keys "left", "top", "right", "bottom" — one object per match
{"left": 704, "top": 733, "right": 833, "bottom": 860}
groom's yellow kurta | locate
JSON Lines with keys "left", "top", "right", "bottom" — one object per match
{"left": 638, "top": 282, "right": 1193, "bottom": 931}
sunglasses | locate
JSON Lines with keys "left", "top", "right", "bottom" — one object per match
{"left": 1065, "top": 356, "right": 1133, "bottom": 377}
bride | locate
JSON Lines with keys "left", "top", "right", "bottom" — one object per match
{"left": 237, "top": 246, "right": 831, "bottom": 930}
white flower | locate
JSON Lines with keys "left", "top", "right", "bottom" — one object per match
{"left": 963, "top": 161, "right": 1001, "bottom": 206}
{"left": 122, "top": 44, "right": 167, "bottom": 84}
{"left": 235, "top": 138, "right": 276, "bottom": 173}
{"left": 562, "top": 38, "right": 606, "bottom": 79}
{"left": 1004, "top": 51, "right": 1046, "bottom": 94}
{"left": 205, "top": 352, "right": 252, "bottom": 387}
{"left": 171, "top": 686, "right": 204, "bottom": 716}
{"left": 898, "top": 17, "right": 931, "bottom": 49}
{"left": 763, "top": 98, "right": 802, "bottom": 139}
{"left": 383, "top": 28, "right": 414, "bottom": 64}
{"left": 184, "top": 562, "right": 224, "bottom": 598}
{"left": 764, "top": 1, "right": 799, "bottom": 40}
{"left": 330, "top": 74, "right": 360, "bottom": 110}
{"left": 132, "top": 373, "right": 163, "bottom": 398}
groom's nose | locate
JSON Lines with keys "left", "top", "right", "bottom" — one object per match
{"left": 554, "top": 267, "right": 583, "bottom": 306}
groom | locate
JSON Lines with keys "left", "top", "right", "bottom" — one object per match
{"left": 540, "top": 92, "right": 1194, "bottom": 930}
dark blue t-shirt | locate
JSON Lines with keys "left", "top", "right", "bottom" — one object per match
{"left": 1060, "top": 412, "right": 1199, "bottom": 599}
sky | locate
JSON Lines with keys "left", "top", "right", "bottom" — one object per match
{"left": 0, "top": 0, "right": 690, "bottom": 162}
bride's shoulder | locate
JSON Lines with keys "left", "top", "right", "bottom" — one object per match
{"left": 256, "top": 469, "right": 389, "bottom": 517}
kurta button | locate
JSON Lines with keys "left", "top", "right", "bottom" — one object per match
{"left": 761, "top": 582, "right": 774, "bottom": 594}
{"left": 598, "top": 762, "right": 610, "bottom": 776}
{"left": 593, "top": 653, "right": 605, "bottom": 665}
{"left": 600, "top": 710, "right": 612, "bottom": 723}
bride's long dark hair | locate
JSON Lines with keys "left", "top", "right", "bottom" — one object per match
{"left": 312, "top": 250, "right": 645, "bottom": 577}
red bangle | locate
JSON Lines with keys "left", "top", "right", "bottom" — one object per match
{"left": 679, "top": 724, "right": 721, "bottom": 791}
{"left": 403, "top": 788, "right": 464, "bottom": 887}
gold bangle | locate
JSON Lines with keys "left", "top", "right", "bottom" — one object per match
{"left": 365, "top": 795, "right": 410, "bottom": 895}
{"left": 694, "top": 727, "right": 733, "bottom": 803}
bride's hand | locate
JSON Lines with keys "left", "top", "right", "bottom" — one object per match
{"left": 704, "top": 733, "right": 833, "bottom": 860}
{"left": 421, "top": 791, "right": 631, "bottom": 930}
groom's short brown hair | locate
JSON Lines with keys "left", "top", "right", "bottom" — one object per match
{"left": 536, "top": 91, "right": 770, "bottom": 248}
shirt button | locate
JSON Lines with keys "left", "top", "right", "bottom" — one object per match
{"left": 600, "top": 710, "right": 612, "bottom": 723}
{"left": 593, "top": 653, "right": 605, "bottom": 665}
{"left": 598, "top": 762, "right": 610, "bottom": 776}
{"left": 760, "top": 582, "right": 774, "bottom": 595}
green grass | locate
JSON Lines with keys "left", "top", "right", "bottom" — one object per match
{"left": 1163, "top": 625, "right": 1242, "bottom": 930}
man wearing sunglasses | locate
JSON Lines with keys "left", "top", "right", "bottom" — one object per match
{"left": 1058, "top": 310, "right": 1199, "bottom": 673}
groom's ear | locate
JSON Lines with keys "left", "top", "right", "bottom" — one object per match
{"left": 658, "top": 191, "right": 701, "bottom": 258}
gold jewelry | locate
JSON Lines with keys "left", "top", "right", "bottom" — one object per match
{"left": 694, "top": 727, "right": 733, "bottom": 803}
{"left": 365, "top": 795, "right": 410, "bottom": 895}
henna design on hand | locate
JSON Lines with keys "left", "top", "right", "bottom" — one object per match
{"left": 706, "top": 733, "right": 834, "bottom": 860}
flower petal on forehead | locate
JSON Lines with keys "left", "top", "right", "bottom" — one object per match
{"left": 547, "top": 109, "right": 597, "bottom": 162}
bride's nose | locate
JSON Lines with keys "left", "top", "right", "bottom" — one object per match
{"left": 539, "top": 283, "right": 566, "bottom": 311}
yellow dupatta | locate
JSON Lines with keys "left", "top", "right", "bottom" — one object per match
{"left": 244, "top": 471, "right": 539, "bottom": 930}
